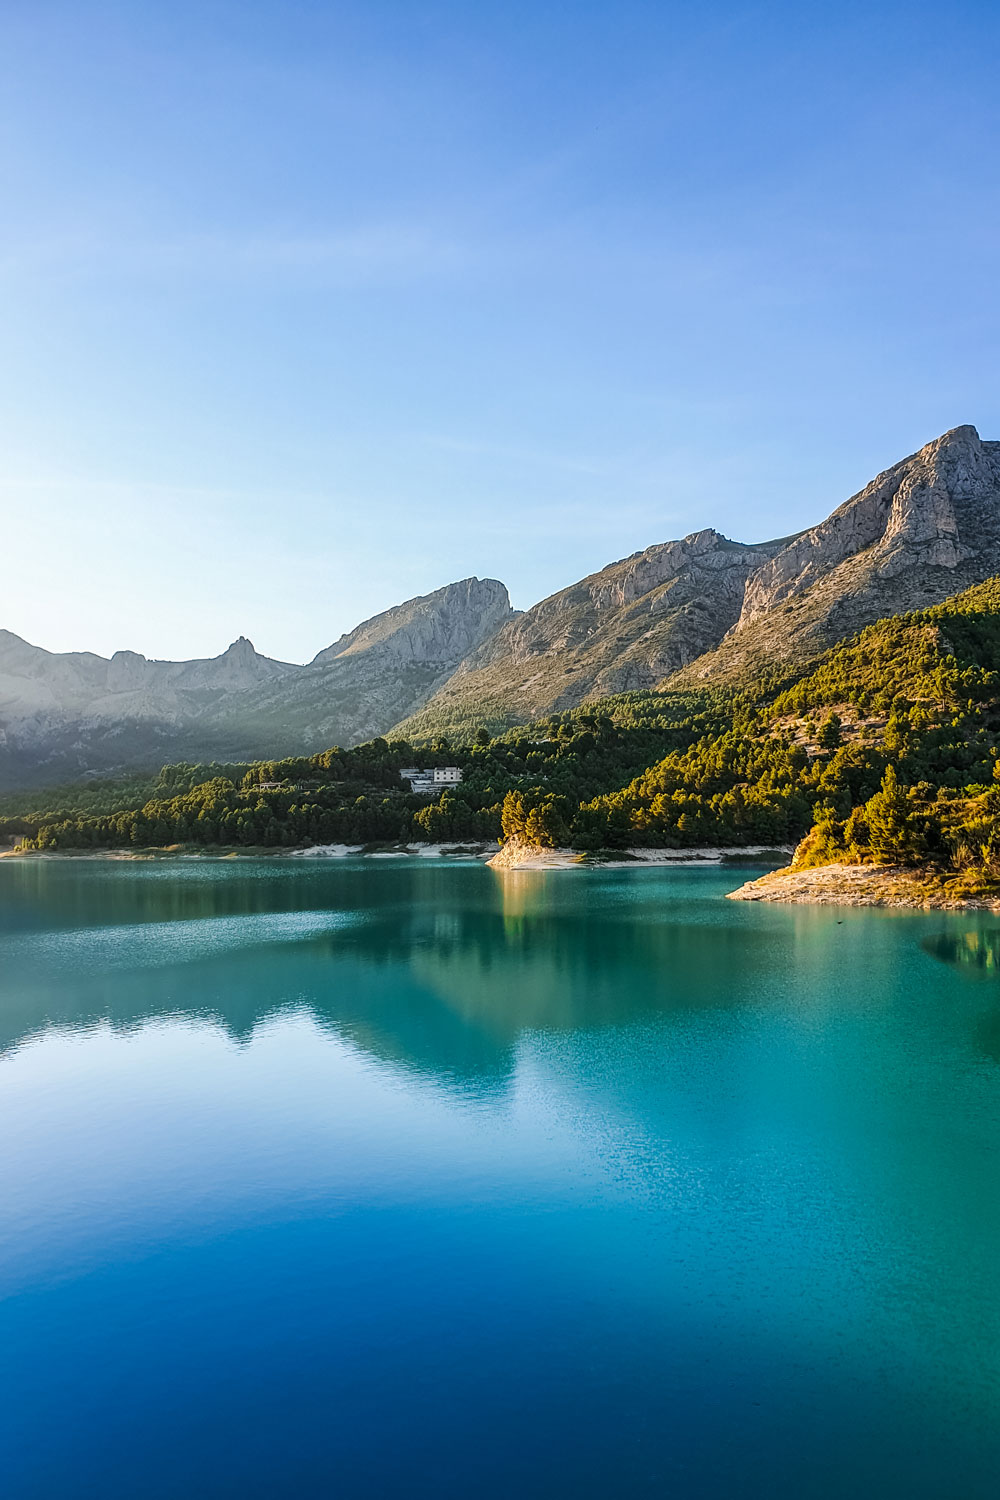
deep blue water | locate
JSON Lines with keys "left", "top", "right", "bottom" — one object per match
{"left": 2, "top": 856, "right": 1000, "bottom": 1498}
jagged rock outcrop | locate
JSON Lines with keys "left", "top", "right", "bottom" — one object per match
{"left": 0, "top": 577, "right": 513, "bottom": 787}
{"left": 0, "top": 631, "right": 293, "bottom": 724}
{"left": 672, "top": 425, "right": 1000, "bottom": 685}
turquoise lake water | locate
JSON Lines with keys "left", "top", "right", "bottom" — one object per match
{"left": 2, "top": 856, "right": 1000, "bottom": 1497}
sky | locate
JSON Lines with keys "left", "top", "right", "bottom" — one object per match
{"left": 1, "top": 0, "right": 998, "bottom": 664}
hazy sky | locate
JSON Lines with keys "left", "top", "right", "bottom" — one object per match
{"left": 2, "top": 0, "right": 998, "bottom": 663}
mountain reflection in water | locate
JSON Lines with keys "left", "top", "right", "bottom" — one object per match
{"left": 0, "top": 857, "right": 783, "bottom": 1089}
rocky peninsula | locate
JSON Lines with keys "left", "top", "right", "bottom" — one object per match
{"left": 727, "top": 860, "right": 1000, "bottom": 911}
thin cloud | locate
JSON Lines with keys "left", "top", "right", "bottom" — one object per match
{"left": 0, "top": 221, "right": 499, "bottom": 285}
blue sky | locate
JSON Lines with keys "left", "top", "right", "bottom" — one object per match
{"left": 2, "top": 0, "right": 998, "bottom": 662}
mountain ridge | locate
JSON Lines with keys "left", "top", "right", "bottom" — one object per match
{"left": 395, "top": 424, "right": 1000, "bottom": 738}
{"left": 392, "top": 528, "right": 790, "bottom": 741}
{"left": 5, "top": 423, "right": 999, "bottom": 788}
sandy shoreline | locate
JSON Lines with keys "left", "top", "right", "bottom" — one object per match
{"left": 0, "top": 841, "right": 499, "bottom": 863}
{"left": 1, "top": 840, "right": 793, "bottom": 867}
{"left": 291, "top": 842, "right": 496, "bottom": 860}
{"left": 486, "top": 839, "right": 793, "bottom": 872}
{"left": 19, "top": 846, "right": 993, "bottom": 910}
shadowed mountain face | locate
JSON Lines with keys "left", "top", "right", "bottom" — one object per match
{"left": 0, "top": 631, "right": 292, "bottom": 712}
{"left": 0, "top": 577, "right": 512, "bottom": 788}
{"left": 194, "top": 576, "right": 515, "bottom": 761}
{"left": 396, "top": 425, "right": 1000, "bottom": 736}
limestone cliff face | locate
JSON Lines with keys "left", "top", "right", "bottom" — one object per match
{"left": 476, "top": 529, "right": 779, "bottom": 666}
{"left": 211, "top": 577, "right": 515, "bottom": 755}
{"left": 673, "top": 425, "right": 1000, "bottom": 685}
{"left": 313, "top": 577, "right": 513, "bottom": 667}
{"left": 395, "top": 531, "right": 784, "bottom": 739}
{"left": 741, "top": 426, "right": 998, "bottom": 621}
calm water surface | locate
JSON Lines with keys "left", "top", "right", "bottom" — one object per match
{"left": 2, "top": 857, "right": 999, "bottom": 1498}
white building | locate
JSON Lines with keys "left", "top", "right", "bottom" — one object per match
{"left": 400, "top": 766, "right": 463, "bottom": 796}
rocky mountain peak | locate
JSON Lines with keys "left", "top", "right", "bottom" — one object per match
{"left": 737, "top": 424, "right": 1000, "bottom": 629}
{"left": 106, "top": 649, "right": 151, "bottom": 691}
{"left": 212, "top": 636, "right": 269, "bottom": 675}
{"left": 880, "top": 424, "right": 999, "bottom": 564}
{"left": 313, "top": 577, "right": 514, "bottom": 667}
{"left": 395, "top": 525, "right": 796, "bottom": 739}
{"left": 397, "top": 423, "right": 1000, "bottom": 735}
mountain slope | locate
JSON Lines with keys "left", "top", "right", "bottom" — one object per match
{"left": 394, "top": 529, "right": 789, "bottom": 739}
{"left": 7, "top": 423, "right": 998, "bottom": 783}
{"left": 196, "top": 576, "right": 514, "bottom": 757}
{"left": 396, "top": 425, "right": 1000, "bottom": 739}
{"left": 0, "top": 577, "right": 512, "bottom": 787}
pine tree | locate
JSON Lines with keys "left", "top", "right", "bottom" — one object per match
{"left": 817, "top": 712, "right": 843, "bottom": 750}
{"left": 864, "top": 765, "right": 924, "bottom": 865}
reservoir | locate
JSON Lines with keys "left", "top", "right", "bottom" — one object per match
{"left": 2, "top": 858, "right": 999, "bottom": 1497}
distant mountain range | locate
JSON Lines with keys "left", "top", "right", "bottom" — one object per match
{"left": 0, "top": 578, "right": 512, "bottom": 787}
{"left": 3, "top": 424, "right": 998, "bottom": 788}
